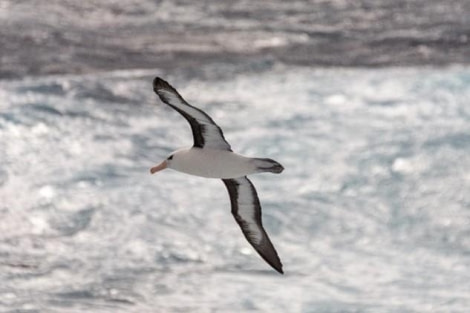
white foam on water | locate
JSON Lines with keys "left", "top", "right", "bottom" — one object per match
{"left": 1, "top": 65, "right": 469, "bottom": 312}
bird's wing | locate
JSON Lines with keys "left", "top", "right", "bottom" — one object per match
{"left": 153, "top": 77, "right": 232, "bottom": 151}
{"left": 222, "top": 177, "right": 283, "bottom": 274}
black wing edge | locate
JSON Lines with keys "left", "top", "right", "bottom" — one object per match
{"left": 153, "top": 77, "right": 175, "bottom": 95}
{"left": 222, "top": 177, "right": 284, "bottom": 274}
{"left": 152, "top": 77, "right": 232, "bottom": 151}
{"left": 152, "top": 77, "right": 205, "bottom": 147}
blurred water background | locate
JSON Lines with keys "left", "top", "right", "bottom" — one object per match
{"left": 1, "top": 1, "right": 470, "bottom": 312}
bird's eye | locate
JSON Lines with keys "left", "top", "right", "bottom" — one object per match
{"left": 168, "top": 155, "right": 173, "bottom": 160}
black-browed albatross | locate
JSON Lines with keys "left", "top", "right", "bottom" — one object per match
{"left": 151, "top": 77, "right": 284, "bottom": 274}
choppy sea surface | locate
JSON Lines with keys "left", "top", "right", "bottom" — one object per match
{"left": 1, "top": 0, "right": 469, "bottom": 78}
{"left": 1, "top": 65, "right": 470, "bottom": 312}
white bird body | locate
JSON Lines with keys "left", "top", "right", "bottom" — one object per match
{"left": 169, "top": 148, "right": 258, "bottom": 179}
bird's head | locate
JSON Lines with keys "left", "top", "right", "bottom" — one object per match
{"left": 150, "top": 154, "right": 174, "bottom": 174}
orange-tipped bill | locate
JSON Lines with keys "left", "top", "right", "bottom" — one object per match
{"left": 150, "top": 160, "right": 167, "bottom": 174}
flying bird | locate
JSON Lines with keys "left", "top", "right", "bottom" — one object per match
{"left": 151, "top": 77, "right": 284, "bottom": 274}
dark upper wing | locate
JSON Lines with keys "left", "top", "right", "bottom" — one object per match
{"left": 153, "top": 77, "right": 232, "bottom": 151}
{"left": 222, "top": 177, "right": 283, "bottom": 274}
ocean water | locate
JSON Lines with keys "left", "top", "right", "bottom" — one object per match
{"left": 2, "top": 0, "right": 469, "bottom": 78}
{"left": 1, "top": 65, "right": 470, "bottom": 312}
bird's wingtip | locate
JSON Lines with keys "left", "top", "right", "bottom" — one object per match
{"left": 263, "top": 251, "right": 284, "bottom": 274}
{"left": 153, "top": 77, "right": 178, "bottom": 97}
{"left": 153, "top": 76, "right": 166, "bottom": 90}
{"left": 273, "top": 261, "right": 284, "bottom": 274}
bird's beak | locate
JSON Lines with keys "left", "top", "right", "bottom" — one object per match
{"left": 150, "top": 160, "right": 167, "bottom": 174}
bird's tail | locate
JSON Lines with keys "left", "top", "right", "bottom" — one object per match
{"left": 253, "top": 158, "right": 284, "bottom": 174}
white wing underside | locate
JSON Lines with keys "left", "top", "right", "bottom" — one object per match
{"left": 153, "top": 78, "right": 232, "bottom": 151}
{"left": 222, "top": 177, "right": 283, "bottom": 273}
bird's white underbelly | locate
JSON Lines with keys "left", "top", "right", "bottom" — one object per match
{"left": 172, "top": 148, "right": 257, "bottom": 179}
